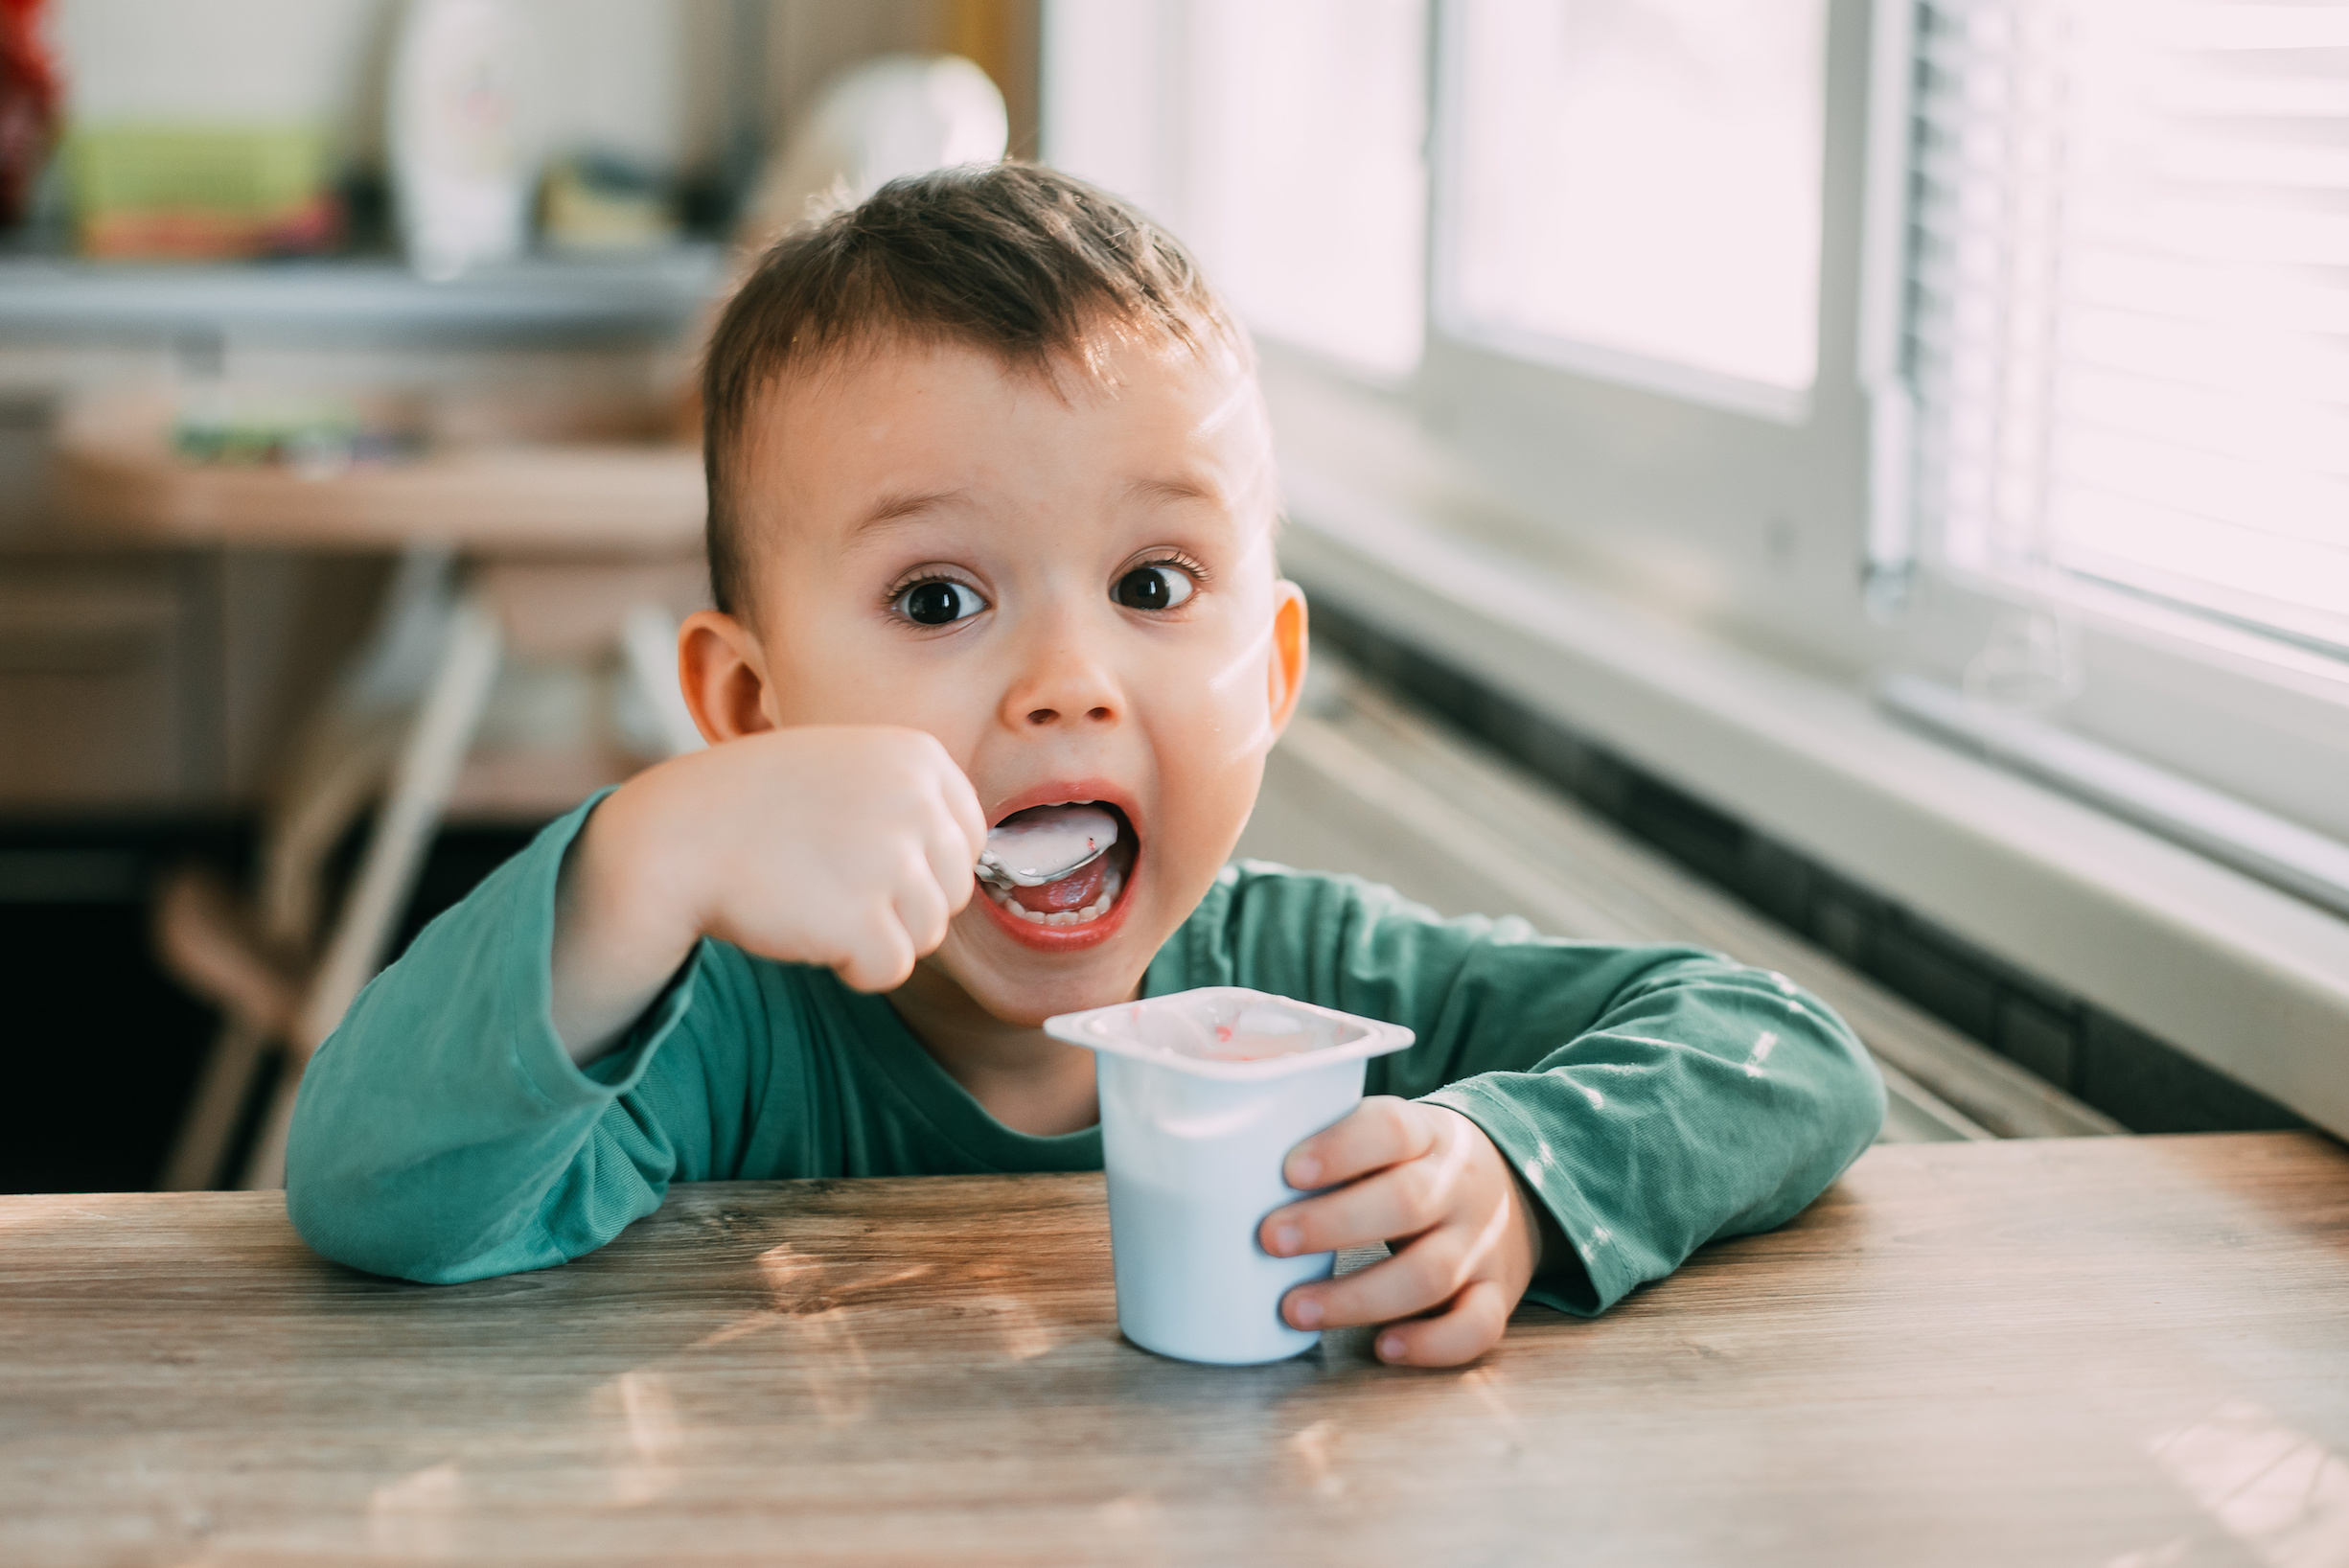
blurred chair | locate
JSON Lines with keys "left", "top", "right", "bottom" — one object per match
{"left": 58, "top": 388, "right": 706, "bottom": 1190}
{"left": 94, "top": 50, "right": 1008, "bottom": 1193}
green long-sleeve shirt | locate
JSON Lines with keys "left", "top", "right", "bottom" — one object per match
{"left": 286, "top": 795, "right": 1884, "bottom": 1315}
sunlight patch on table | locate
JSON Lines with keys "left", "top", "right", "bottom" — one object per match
{"left": 1461, "top": 1365, "right": 1529, "bottom": 1450}
{"left": 2142, "top": 1398, "right": 2349, "bottom": 1568}
{"left": 1287, "top": 1418, "right": 1347, "bottom": 1500}
{"left": 968, "top": 1289, "right": 1057, "bottom": 1361}
{"left": 589, "top": 1371, "right": 682, "bottom": 1507}
{"left": 367, "top": 1461, "right": 461, "bottom": 1556}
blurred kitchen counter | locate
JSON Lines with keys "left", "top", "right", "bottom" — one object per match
{"left": 0, "top": 251, "right": 719, "bottom": 816}
{"left": 0, "top": 248, "right": 722, "bottom": 347}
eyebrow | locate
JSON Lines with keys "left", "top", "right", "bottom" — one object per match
{"left": 852, "top": 489, "right": 971, "bottom": 535}
{"left": 850, "top": 475, "right": 1223, "bottom": 536}
{"left": 1125, "top": 474, "right": 1222, "bottom": 510}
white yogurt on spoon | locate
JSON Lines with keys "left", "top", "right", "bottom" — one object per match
{"left": 977, "top": 804, "right": 1120, "bottom": 889}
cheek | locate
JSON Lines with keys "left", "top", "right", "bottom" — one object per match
{"left": 761, "top": 615, "right": 994, "bottom": 751}
{"left": 1174, "top": 610, "right": 1284, "bottom": 765}
{"left": 1136, "top": 621, "right": 1281, "bottom": 859}
{"left": 1141, "top": 703, "right": 1268, "bottom": 893}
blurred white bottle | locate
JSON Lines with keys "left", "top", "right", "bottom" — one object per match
{"left": 389, "top": 0, "right": 535, "bottom": 280}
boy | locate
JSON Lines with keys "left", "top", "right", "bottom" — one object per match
{"left": 288, "top": 165, "right": 1882, "bottom": 1368}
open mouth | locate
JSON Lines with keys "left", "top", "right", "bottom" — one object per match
{"left": 979, "top": 801, "right": 1139, "bottom": 934}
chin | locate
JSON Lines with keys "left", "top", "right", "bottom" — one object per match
{"left": 951, "top": 886, "right": 1156, "bottom": 1027}
{"left": 945, "top": 842, "right": 1178, "bottom": 1026}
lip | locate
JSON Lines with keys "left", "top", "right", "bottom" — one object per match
{"left": 975, "top": 778, "right": 1142, "bottom": 953}
{"left": 985, "top": 778, "right": 1143, "bottom": 834}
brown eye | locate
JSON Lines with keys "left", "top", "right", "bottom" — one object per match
{"left": 897, "top": 580, "right": 985, "bottom": 626}
{"left": 1113, "top": 565, "right": 1195, "bottom": 611}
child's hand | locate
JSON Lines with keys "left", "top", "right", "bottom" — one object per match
{"left": 552, "top": 726, "right": 987, "bottom": 1061}
{"left": 1258, "top": 1097, "right": 1546, "bottom": 1368}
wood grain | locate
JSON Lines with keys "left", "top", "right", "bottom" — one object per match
{"left": 4, "top": 1134, "right": 2346, "bottom": 1567}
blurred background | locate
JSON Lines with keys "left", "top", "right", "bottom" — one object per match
{"left": 1, "top": 0, "right": 2341, "bottom": 1193}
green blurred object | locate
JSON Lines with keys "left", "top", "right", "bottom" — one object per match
{"left": 541, "top": 151, "right": 678, "bottom": 254}
{"left": 173, "top": 390, "right": 421, "bottom": 477}
{"left": 65, "top": 122, "right": 340, "bottom": 259}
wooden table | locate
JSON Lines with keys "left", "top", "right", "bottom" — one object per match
{"left": 6, "top": 1134, "right": 2346, "bottom": 1567}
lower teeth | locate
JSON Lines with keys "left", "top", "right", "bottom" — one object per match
{"left": 993, "top": 864, "right": 1123, "bottom": 926}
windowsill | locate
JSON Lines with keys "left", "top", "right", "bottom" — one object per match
{"left": 1436, "top": 315, "right": 1816, "bottom": 427}
{"left": 1272, "top": 450, "right": 2349, "bottom": 1141}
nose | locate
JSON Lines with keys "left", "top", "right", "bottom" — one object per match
{"left": 1000, "top": 619, "right": 1123, "bottom": 732}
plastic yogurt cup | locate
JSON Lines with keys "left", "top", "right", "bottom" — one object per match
{"left": 1045, "top": 987, "right": 1415, "bottom": 1365}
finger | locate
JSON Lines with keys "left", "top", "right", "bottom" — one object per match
{"left": 933, "top": 752, "right": 989, "bottom": 860}
{"left": 892, "top": 860, "right": 953, "bottom": 957}
{"left": 836, "top": 909, "right": 917, "bottom": 993}
{"left": 923, "top": 811, "right": 979, "bottom": 916}
{"left": 1280, "top": 1226, "right": 1466, "bottom": 1331}
{"left": 1261, "top": 1158, "right": 1449, "bottom": 1259}
{"left": 1282, "top": 1096, "right": 1434, "bottom": 1189}
{"left": 1374, "top": 1278, "right": 1511, "bottom": 1368}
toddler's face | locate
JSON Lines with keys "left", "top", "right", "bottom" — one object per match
{"left": 729, "top": 336, "right": 1305, "bottom": 1025}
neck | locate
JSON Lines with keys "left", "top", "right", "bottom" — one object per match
{"left": 887, "top": 961, "right": 1103, "bottom": 1137}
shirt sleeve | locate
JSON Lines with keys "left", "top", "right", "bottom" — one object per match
{"left": 284, "top": 793, "right": 759, "bottom": 1284}
{"left": 1169, "top": 863, "right": 1887, "bottom": 1317}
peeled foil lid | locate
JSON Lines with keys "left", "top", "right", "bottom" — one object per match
{"left": 1045, "top": 986, "right": 1416, "bottom": 1081}
{"left": 1138, "top": 1001, "right": 1326, "bottom": 1062}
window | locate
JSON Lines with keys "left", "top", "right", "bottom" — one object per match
{"left": 1184, "top": 0, "right": 1428, "bottom": 379}
{"left": 1042, "top": 0, "right": 2349, "bottom": 846}
{"left": 1905, "top": 0, "right": 2349, "bottom": 658}
{"left": 1439, "top": 0, "right": 1830, "bottom": 411}
{"left": 1042, "top": 0, "right": 1427, "bottom": 380}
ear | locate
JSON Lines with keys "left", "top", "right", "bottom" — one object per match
{"left": 678, "top": 610, "right": 778, "bottom": 744}
{"left": 1264, "top": 580, "right": 1310, "bottom": 740}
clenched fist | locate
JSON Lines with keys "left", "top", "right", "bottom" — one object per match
{"left": 552, "top": 726, "right": 987, "bottom": 1062}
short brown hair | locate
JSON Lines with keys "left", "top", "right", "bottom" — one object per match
{"left": 700, "top": 162, "right": 1248, "bottom": 616}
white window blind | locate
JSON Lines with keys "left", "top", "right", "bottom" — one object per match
{"left": 1905, "top": 0, "right": 2349, "bottom": 658}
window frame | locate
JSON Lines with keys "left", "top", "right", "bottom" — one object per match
{"left": 1426, "top": 0, "right": 1830, "bottom": 427}
{"left": 1409, "top": 0, "right": 1887, "bottom": 675}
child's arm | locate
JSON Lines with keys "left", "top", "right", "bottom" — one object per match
{"left": 545, "top": 727, "right": 986, "bottom": 1064}
{"left": 1164, "top": 865, "right": 1886, "bottom": 1363}
{"left": 286, "top": 727, "right": 984, "bottom": 1282}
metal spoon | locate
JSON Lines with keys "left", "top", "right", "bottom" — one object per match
{"left": 977, "top": 804, "right": 1119, "bottom": 888}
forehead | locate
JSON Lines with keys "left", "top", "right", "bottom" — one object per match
{"left": 746, "top": 335, "right": 1270, "bottom": 502}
